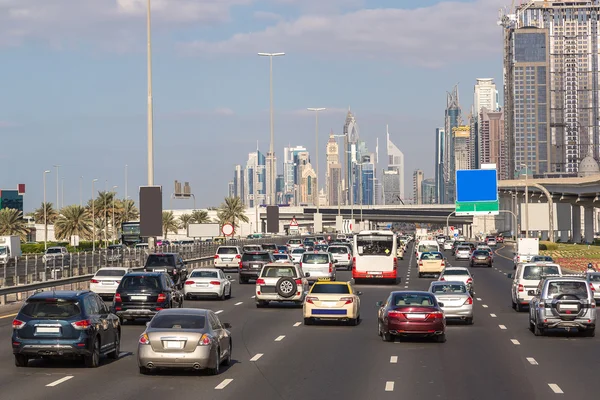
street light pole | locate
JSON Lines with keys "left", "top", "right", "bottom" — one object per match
{"left": 112, "top": 185, "right": 118, "bottom": 244}
{"left": 53, "top": 165, "right": 60, "bottom": 209}
{"left": 125, "top": 164, "right": 128, "bottom": 200}
{"left": 79, "top": 176, "right": 83, "bottom": 207}
{"left": 92, "top": 179, "right": 98, "bottom": 251}
{"left": 43, "top": 170, "right": 51, "bottom": 250}
{"left": 258, "top": 52, "right": 285, "bottom": 205}
{"left": 147, "top": 0, "right": 154, "bottom": 186}
{"left": 520, "top": 164, "right": 529, "bottom": 238}
{"left": 61, "top": 177, "right": 64, "bottom": 210}
{"left": 307, "top": 108, "right": 326, "bottom": 211}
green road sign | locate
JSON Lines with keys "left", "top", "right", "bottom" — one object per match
{"left": 455, "top": 200, "right": 499, "bottom": 215}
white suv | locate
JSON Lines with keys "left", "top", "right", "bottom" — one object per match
{"left": 327, "top": 246, "right": 352, "bottom": 271}
{"left": 214, "top": 246, "right": 242, "bottom": 269}
{"left": 508, "top": 263, "right": 562, "bottom": 312}
{"left": 255, "top": 263, "right": 309, "bottom": 307}
{"left": 300, "top": 251, "right": 337, "bottom": 283}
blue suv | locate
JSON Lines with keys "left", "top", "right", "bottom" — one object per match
{"left": 12, "top": 290, "right": 120, "bottom": 368}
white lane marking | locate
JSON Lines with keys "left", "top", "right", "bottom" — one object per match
{"left": 503, "top": 272, "right": 507, "bottom": 275}
{"left": 250, "top": 353, "right": 263, "bottom": 362}
{"left": 46, "top": 376, "right": 74, "bottom": 387}
{"left": 526, "top": 357, "right": 538, "bottom": 365}
{"left": 390, "top": 356, "right": 398, "bottom": 363}
{"left": 251, "top": 296, "right": 256, "bottom": 299}
{"left": 476, "top": 298, "right": 482, "bottom": 301}
{"left": 548, "top": 384, "right": 563, "bottom": 394}
{"left": 482, "top": 304, "right": 489, "bottom": 308}
{"left": 234, "top": 302, "right": 243, "bottom": 305}
{"left": 293, "top": 322, "right": 301, "bottom": 327}
{"left": 385, "top": 381, "right": 395, "bottom": 392}
{"left": 490, "top": 313, "right": 497, "bottom": 318}
{"left": 499, "top": 325, "right": 507, "bottom": 330}
{"left": 215, "top": 379, "right": 233, "bottom": 390}
{"left": 275, "top": 335, "right": 285, "bottom": 341}
{"left": 215, "top": 310, "right": 224, "bottom": 314}
{"left": 511, "top": 339, "right": 520, "bottom": 345}
{"left": 404, "top": 285, "right": 408, "bottom": 288}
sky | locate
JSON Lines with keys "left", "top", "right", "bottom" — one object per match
{"left": 0, "top": 0, "right": 507, "bottom": 211}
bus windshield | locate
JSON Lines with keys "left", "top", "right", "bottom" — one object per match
{"left": 356, "top": 234, "right": 394, "bottom": 256}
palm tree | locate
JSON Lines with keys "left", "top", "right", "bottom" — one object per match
{"left": 33, "top": 202, "right": 58, "bottom": 244}
{"left": 217, "top": 197, "right": 249, "bottom": 233}
{"left": 191, "top": 209, "right": 210, "bottom": 224}
{"left": 162, "top": 211, "right": 179, "bottom": 239}
{"left": 0, "top": 208, "right": 29, "bottom": 240}
{"left": 119, "top": 199, "right": 139, "bottom": 223}
{"left": 179, "top": 214, "right": 193, "bottom": 230}
{"left": 54, "top": 205, "right": 92, "bottom": 241}
{"left": 94, "top": 191, "right": 116, "bottom": 245}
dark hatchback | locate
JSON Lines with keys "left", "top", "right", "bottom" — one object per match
{"left": 239, "top": 251, "right": 275, "bottom": 284}
{"left": 144, "top": 253, "right": 188, "bottom": 288}
{"left": 113, "top": 272, "right": 183, "bottom": 323}
{"left": 12, "top": 290, "right": 120, "bottom": 368}
{"left": 470, "top": 250, "right": 492, "bottom": 267}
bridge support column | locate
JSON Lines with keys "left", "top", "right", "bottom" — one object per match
{"left": 584, "top": 206, "right": 595, "bottom": 244}
{"left": 572, "top": 205, "right": 582, "bottom": 243}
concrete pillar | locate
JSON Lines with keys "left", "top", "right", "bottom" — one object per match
{"left": 572, "top": 205, "right": 582, "bottom": 243}
{"left": 541, "top": 231, "right": 549, "bottom": 241}
{"left": 584, "top": 206, "right": 595, "bottom": 244}
{"left": 559, "top": 231, "right": 568, "bottom": 241}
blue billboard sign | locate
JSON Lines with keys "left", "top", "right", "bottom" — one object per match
{"left": 455, "top": 169, "right": 499, "bottom": 215}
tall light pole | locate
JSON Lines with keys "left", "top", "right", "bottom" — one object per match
{"left": 79, "top": 176, "right": 83, "bottom": 206}
{"left": 147, "top": 0, "right": 154, "bottom": 186}
{"left": 307, "top": 108, "right": 325, "bottom": 211}
{"left": 53, "top": 165, "right": 60, "bottom": 208}
{"left": 112, "top": 185, "right": 118, "bottom": 243}
{"left": 258, "top": 52, "right": 285, "bottom": 205}
{"left": 43, "top": 170, "right": 51, "bottom": 250}
{"left": 92, "top": 179, "right": 98, "bottom": 251}
{"left": 61, "top": 177, "right": 65, "bottom": 209}
{"left": 125, "top": 164, "right": 128, "bottom": 200}
{"left": 520, "top": 164, "right": 529, "bottom": 238}
{"left": 104, "top": 180, "right": 108, "bottom": 245}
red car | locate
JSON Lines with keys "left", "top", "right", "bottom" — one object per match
{"left": 377, "top": 291, "right": 446, "bottom": 343}
{"left": 496, "top": 235, "right": 504, "bottom": 243}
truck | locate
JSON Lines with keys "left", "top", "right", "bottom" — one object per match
{"left": 514, "top": 238, "right": 539, "bottom": 266}
{"left": 0, "top": 236, "right": 21, "bottom": 266}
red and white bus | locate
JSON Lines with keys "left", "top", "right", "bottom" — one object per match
{"left": 352, "top": 230, "right": 398, "bottom": 284}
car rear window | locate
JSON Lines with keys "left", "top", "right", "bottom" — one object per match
{"left": 273, "top": 254, "right": 289, "bottom": 260}
{"left": 261, "top": 266, "right": 296, "bottom": 278}
{"left": 418, "top": 244, "right": 439, "bottom": 253}
{"left": 120, "top": 276, "right": 161, "bottom": 290}
{"left": 443, "top": 270, "right": 469, "bottom": 276}
{"left": 547, "top": 281, "right": 588, "bottom": 298}
{"left": 21, "top": 300, "right": 81, "bottom": 318}
{"left": 288, "top": 240, "right": 301, "bottom": 244}
{"left": 95, "top": 269, "right": 127, "bottom": 277}
{"left": 315, "top": 245, "right": 328, "bottom": 251}
{"left": 523, "top": 265, "right": 560, "bottom": 280}
{"left": 431, "top": 284, "right": 467, "bottom": 294}
{"left": 531, "top": 256, "right": 553, "bottom": 262}
{"left": 328, "top": 247, "right": 348, "bottom": 254}
{"left": 457, "top": 246, "right": 471, "bottom": 251}
{"left": 392, "top": 294, "right": 436, "bottom": 307}
{"left": 190, "top": 270, "right": 218, "bottom": 278}
{"left": 146, "top": 255, "right": 176, "bottom": 267}
{"left": 243, "top": 246, "right": 261, "bottom": 252}
{"left": 46, "top": 248, "right": 62, "bottom": 254}
{"left": 292, "top": 249, "right": 306, "bottom": 254}
{"left": 311, "top": 284, "right": 350, "bottom": 294}
{"left": 242, "top": 253, "right": 271, "bottom": 262}
{"left": 421, "top": 252, "right": 443, "bottom": 260}
{"left": 217, "top": 247, "right": 238, "bottom": 255}
{"left": 150, "top": 314, "right": 206, "bottom": 329}
{"left": 302, "top": 254, "right": 329, "bottom": 264}
{"left": 262, "top": 244, "right": 277, "bottom": 250}
{"left": 589, "top": 274, "right": 600, "bottom": 282}
{"left": 473, "top": 250, "right": 489, "bottom": 256}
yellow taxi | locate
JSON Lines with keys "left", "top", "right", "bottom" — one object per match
{"left": 303, "top": 281, "right": 362, "bottom": 326}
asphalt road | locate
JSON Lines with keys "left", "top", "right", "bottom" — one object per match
{"left": 0, "top": 242, "right": 596, "bottom": 399}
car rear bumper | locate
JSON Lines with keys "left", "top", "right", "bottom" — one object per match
{"left": 540, "top": 318, "right": 595, "bottom": 330}
{"left": 13, "top": 342, "right": 90, "bottom": 357}
{"left": 256, "top": 292, "right": 304, "bottom": 302}
{"left": 471, "top": 260, "right": 492, "bottom": 266}
{"left": 184, "top": 286, "right": 223, "bottom": 297}
{"left": 214, "top": 260, "right": 239, "bottom": 268}
{"left": 304, "top": 305, "right": 356, "bottom": 319}
{"left": 116, "top": 309, "right": 159, "bottom": 319}
{"left": 138, "top": 345, "right": 214, "bottom": 369}
{"left": 352, "top": 270, "right": 397, "bottom": 280}
{"left": 240, "top": 270, "right": 262, "bottom": 279}
{"left": 442, "top": 305, "right": 473, "bottom": 318}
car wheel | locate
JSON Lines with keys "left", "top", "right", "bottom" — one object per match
{"left": 380, "top": 322, "right": 393, "bottom": 342}
{"left": 84, "top": 337, "right": 101, "bottom": 368}
{"left": 418, "top": 273, "right": 423, "bottom": 278}
{"left": 14, "top": 354, "right": 28, "bottom": 367}
{"left": 583, "top": 328, "right": 595, "bottom": 337}
{"left": 208, "top": 348, "right": 221, "bottom": 375}
{"left": 348, "top": 317, "right": 359, "bottom": 326}
{"left": 219, "top": 290, "right": 226, "bottom": 301}
{"left": 533, "top": 323, "right": 544, "bottom": 337}
{"left": 529, "top": 320, "right": 535, "bottom": 332}
{"left": 304, "top": 317, "right": 313, "bottom": 325}
{"left": 221, "top": 340, "right": 232, "bottom": 366}
{"left": 465, "top": 317, "right": 474, "bottom": 325}
{"left": 226, "top": 286, "right": 232, "bottom": 299}
{"left": 511, "top": 300, "right": 516, "bottom": 310}
{"left": 139, "top": 366, "right": 151, "bottom": 375}
{"left": 436, "top": 333, "right": 447, "bottom": 343}
{"left": 515, "top": 302, "right": 522, "bottom": 312}
{"left": 108, "top": 331, "right": 120, "bottom": 359}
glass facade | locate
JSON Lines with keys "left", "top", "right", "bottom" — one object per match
{"left": 0, "top": 190, "right": 23, "bottom": 212}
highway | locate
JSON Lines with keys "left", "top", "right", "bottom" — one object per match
{"left": 0, "top": 242, "right": 595, "bottom": 399}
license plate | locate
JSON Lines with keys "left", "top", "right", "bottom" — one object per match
{"left": 36, "top": 327, "right": 60, "bottom": 333}
{"left": 131, "top": 295, "right": 148, "bottom": 301}
{"left": 195, "top": 284, "right": 208, "bottom": 287}
{"left": 165, "top": 341, "right": 183, "bottom": 349}
{"left": 406, "top": 313, "right": 426, "bottom": 319}
{"left": 102, "top": 281, "right": 114, "bottom": 285}
{"left": 322, "top": 301, "right": 338, "bottom": 307}
{"left": 153, "top": 269, "right": 166, "bottom": 272}
{"left": 252, "top": 264, "right": 261, "bottom": 268}
{"left": 368, "top": 272, "right": 383, "bottom": 275}
{"left": 222, "top": 258, "right": 232, "bottom": 262}
{"left": 560, "top": 304, "right": 578, "bottom": 310}
{"left": 318, "top": 277, "right": 330, "bottom": 281}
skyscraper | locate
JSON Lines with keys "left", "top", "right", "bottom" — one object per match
{"left": 265, "top": 154, "right": 277, "bottom": 204}
{"left": 232, "top": 164, "right": 244, "bottom": 199}
{"left": 422, "top": 178, "right": 436, "bottom": 204}
{"left": 434, "top": 127, "right": 445, "bottom": 204}
{"left": 386, "top": 125, "right": 405, "bottom": 201}
{"left": 359, "top": 155, "right": 375, "bottom": 206}
{"left": 480, "top": 107, "right": 508, "bottom": 179}
{"left": 300, "top": 163, "right": 317, "bottom": 205}
{"left": 243, "top": 150, "right": 266, "bottom": 207}
{"left": 343, "top": 109, "right": 359, "bottom": 205}
{"left": 383, "top": 169, "right": 401, "bottom": 205}
{"left": 413, "top": 169, "right": 424, "bottom": 205}
{"left": 326, "top": 133, "right": 341, "bottom": 206}
{"left": 453, "top": 126, "right": 471, "bottom": 172}
{"left": 444, "top": 85, "right": 461, "bottom": 203}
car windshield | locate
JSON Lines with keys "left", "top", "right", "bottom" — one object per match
{"left": 190, "top": 270, "right": 219, "bottom": 278}
{"left": 457, "top": 247, "right": 471, "bottom": 251}
{"left": 328, "top": 247, "right": 348, "bottom": 254}
{"left": 547, "top": 281, "right": 588, "bottom": 298}
{"left": 273, "top": 254, "right": 289, "bottom": 260}
{"left": 431, "top": 284, "right": 467, "bottom": 294}
{"left": 292, "top": 249, "right": 306, "bottom": 254}
{"left": 357, "top": 234, "right": 394, "bottom": 256}
{"left": 589, "top": 274, "right": 600, "bottom": 282}
{"left": 302, "top": 254, "right": 329, "bottom": 264}
{"left": 150, "top": 314, "right": 206, "bottom": 330}
{"left": 523, "top": 265, "right": 560, "bottom": 280}
{"left": 243, "top": 246, "right": 261, "bottom": 252}
{"left": 46, "top": 248, "right": 62, "bottom": 254}
{"left": 418, "top": 244, "right": 439, "bottom": 253}
{"left": 262, "top": 266, "right": 296, "bottom": 278}
{"left": 443, "top": 270, "right": 469, "bottom": 276}
{"left": 217, "top": 247, "right": 238, "bottom": 255}
{"left": 473, "top": 250, "right": 490, "bottom": 256}
{"left": 95, "top": 269, "right": 127, "bottom": 277}
{"left": 120, "top": 276, "right": 161, "bottom": 290}
{"left": 420, "top": 252, "right": 443, "bottom": 260}
{"left": 21, "top": 300, "right": 81, "bottom": 318}
{"left": 311, "top": 284, "right": 351, "bottom": 294}
{"left": 242, "top": 253, "right": 271, "bottom": 262}
{"left": 531, "top": 256, "right": 553, "bottom": 262}
{"left": 146, "top": 255, "right": 176, "bottom": 267}
{"left": 262, "top": 244, "right": 277, "bottom": 250}
{"left": 392, "top": 293, "right": 436, "bottom": 307}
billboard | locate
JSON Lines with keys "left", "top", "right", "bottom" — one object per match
{"left": 187, "top": 223, "right": 220, "bottom": 238}
{"left": 455, "top": 169, "right": 499, "bottom": 215}
{"left": 266, "top": 206, "right": 279, "bottom": 233}
{"left": 139, "top": 186, "right": 163, "bottom": 237}
{"left": 519, "top": 203, "right": 571, "bottom": 231}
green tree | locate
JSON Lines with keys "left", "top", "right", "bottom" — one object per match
{"left": 0, "top": 208, "right": 29, "bottom": 240}
{"left": 54, "top": 205, "right": 92, "bottom": 241}
{"left": 217, "top": 197, "right": 249, "bottom": 233}
{"left": 179, "top": 213, "right": 193, "bottom": 230}
{"left": 191, "top": 209, "right": 210, "bottom": 224}
{"left": 162, "top": 211, "right": 179, "bottom": 239}
{"left": 32, "top": 202, "right": 59, "bottom": 224}
{"left": 119, "top": 199, "right": 139, "bottom": 223}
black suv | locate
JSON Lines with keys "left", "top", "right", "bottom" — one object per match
{"left": 12, "top": 290, "right": 120, "bottom": 368}
{"left": 113, "top": 272, "right": 183, "bottom": 323}
{"left": 239, "top": 251, "right": 275, "bottom": 284}
{"left": 144, "top": 253, "right": 188, "bottom": 287}
{"left": 261, "top": 243, "right": 278, "bottom": 253}
{"left": 103, "top": 244, "right": 124, "bottom": 263}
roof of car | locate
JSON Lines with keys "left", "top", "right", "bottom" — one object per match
{"left": 244, "top": 251, "right": 270, "bottom": 254}
{"left": 124, "top": 271, "right": 164, "bottom": 277}
{"left": 313, "top": 281, "right": 348, "bottom": 286}
{"left": 28, "top": 290, "right": 90, "bottom": 301}
{"left": 154, "top": 308, "right": 209, "bottom": 316}
{"left": 390, "top": 290, "right": 434, "bottom": 296}
{"left": 444, "top": 267, "right": 469, "bottom": 271}
{"left": 149, "top": 253, "right": 177, "bottom": 256}
{"left": 430, "top": 280, "right": 466, "bottom": 285}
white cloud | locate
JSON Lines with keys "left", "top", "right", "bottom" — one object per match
{"left": 182, "top": 0, "right": 504, "bottom": 67}
{"left": 285, "top": 107, "right": 349, "bottom": 116}
{"left": 253, "top": 11, "right": 282, "bottom": 21}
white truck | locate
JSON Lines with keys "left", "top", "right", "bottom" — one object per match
{"left": 0, "top": 236, "right": 21, "bottom": 266}
{"left": 513, "top": 238, "right": 539, "bottom": 266}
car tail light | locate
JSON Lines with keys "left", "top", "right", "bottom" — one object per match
{"left": 340, "top": 297, "right": 353, "bottom": 304}
{"left": 306, "top": 296, "right": 318, "bottom": 304}
{"left": 329, "top": 263, "right": 333, "bottom": 273}
{"left": 114, "top": 293, "right": 122, "bottom": 302}
{"left": 185, "top": 280, "right": 195, "bottom": 285}
{"left": 198, "top": 334, "right": 212, "bottom": 346}
{"left": 139, "top": 333, "right": 150, "bottom": 345}
{"left": 239, "top": 262, "right": 243, "bottom": 269}
{"left": 173, "top": 269, "right": 178, "bottom": 274}
{"left": 256, "top": 278, "right": 266, "bottom": 285}
{"left": 116, "top": 280, "right": 121, "bottom": 284}
{"left": 295, "top": 279, "right": 302, "bottom": 285}
{"left": 590, "top": 283, "right": 596, "bottom": 292}
{"left": 427, "top": 312, "right": 444, "bottom": 320}
{"left": 214, "top": 255, "right": 219, "bottom": 259}
{"left": 418, "top": 261, "right": 423, "bottom": 266}
{"left": 464, "top": 297, "right": 473, "bottom": 305}
{"left": 466, "top": 278, "right": 473, "bottom": 284}
{"left": 236, "top": 254, "right": 241, "bottom": 259}
{"left": 299, "top": 262, "right": 303, "bottom": 268}
{"left": 210, "top": 281, "right": 221, "bottom": 286}
{"left": 157, "top": 293, "right": 167, "bottom": 303}
{"left": 393, "top": 258, "right": 397, "bottom": 270}
{"left": 12, "top": 319, "right": 25, "bottom": 330}
{"left": 439, "top": 277, "right": 445, "bottom": 281}
{"left": 518, "top": 284, "right": 524, "bottom": 292}
{"left": 440, "top": 261, "right": 445, "bottom": 267}
{"left": 347, "top": 253, "right": 351, "bottom": 260}
{"left": 388, "top": 310, "right": 403, "bottom": 319}
{"left": 72, "top": 319, "right": 92, "bottom": 330}
{"left": 90, "top": 279, "right": 99, "bottom": 284}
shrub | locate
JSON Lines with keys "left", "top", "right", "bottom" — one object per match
{"left": 539, "top": 241, "right": 558, "bottom": 251}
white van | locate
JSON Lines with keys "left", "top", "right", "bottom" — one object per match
{"left": 508, "top": 262, "right": 562, "bottom": 312}
{"left": 416, "top": 240, "right": 440, "bottom": 260}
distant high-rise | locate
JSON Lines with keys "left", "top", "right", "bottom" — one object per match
{"left": 326, "top": 133, "right": 341, "bottom": 206}
{"left": 300, "top": 163, "right": 317, "bottom": 205}
{"left": 243, "top": 150, "right": 266, "bottom": 207}
{"left": 413, "top": 169, "right": 424, "bottom": 205}
{"left": 470, "top": 78, "right": 499, "bottom": 170}
{"left": 422, "top": 178, "right": 436, "bottom": 204}
{"left": 383, "top": 169, "right": 401, "bottom": 205}
{"left": 434, "top": 127, "right": 445, "bottom": 204}
{"left": 343, "top": 109, "right": 360, "bottom": 205}
{"left": 386, "top": 125, "right": 405, "bottom": 201}
{"left": 232, "top": 164, "right": 244, "bottom": 200}
{"left": 480, "top": 107, "right": 508, "bottom": 179}
{"left": 453, "top": 126, "right": 471, "bottom": 172}
{"left": 444, "top": 85, "right": 461, "bottom": 203}
{"left": 228, "top": 181, "right": 234, "bottom": 198}
{"left": 359, "top": 154, "right": 375, "bottom": 206}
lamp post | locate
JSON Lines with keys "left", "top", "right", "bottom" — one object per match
{"left": 92, "top": 179, "right": 98, "bottom": 251}
{"left": 520, "top": 164, "right": 529, "bottom": 238}
{"left": 125, "top": 164, "right": 128, "bottom": 200}
{"left": 147, "top": 0, "right": 154, "bottom": 186}
{"left": 61, "top": 177, "right": 64, "bottom": 210}
{"left": 79, "top": 176, "right": 83, "bottom": 206}
{"left": 112, "top": 186, "right": 118, "bottom": 243}
{"left": 43, "top": 170, "right": 51, "bottom": 250}
{"left": 307, "top": 108, "right": 326, "bottom": 211}
{"left": 258, "top": 52, "right": 285, "bottom": 205}
{"left": 53, "top": 165, "right": 60, "bottom": 208}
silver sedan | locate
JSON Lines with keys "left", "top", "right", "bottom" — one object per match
{"left": 137, "top": 308, "right": 232, "bottom": 375}
{"left": 429, "top": 281, "right": 474, "bottom": 324}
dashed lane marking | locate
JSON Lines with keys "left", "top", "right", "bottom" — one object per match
{"left": 250, "top": 353, "right": 263, "bottom": 362}
{"left": 385, "top": 382, "right": 395, "bottom": 392}
{"left": 293, "top": 322, "right": 301, "bottom": 327}
{"left": 404, "top": 285, "right": 408, "bottom": 289}
{"left": 234, "top": 302, "right": 243, "bottom": 305}
{"left": 482, "top": 305, "right": 489, "bottom": 308}
{"left": 490, "top": 313, "right": 497, "bottom": 317}
{"left": 215, "top": 379, "right": 233, "bottom": 390}
{"left": 476, "top": 298, "right": 482, "bottom": 301}
{"left": 390, "top": 356, "right": 398, "bottom": 363}
{"left": 275, "top": 335, "right": 285, "bottom": 341}
{"left": 215, "top": 310, "right": 224, "bottom": 314}
{"left": 511, "top": 339, "right": 520, "bottom": 345}
{"left": 527, "top": 357, "right": 538, "bottom": 365}
{"left": 0, "top": 313, "right": 17, "bottom": 320}
{"left": 548, "top": 384, "right": 563, "bottom": 394}
{"left": 499, "top": 325, "right": 507, "bottom": 330}
{"left": 251, "top": 296, "right": 256, "bottom": 299}
{"left": 46, "top": 376, "right": 74, "bottom": 387}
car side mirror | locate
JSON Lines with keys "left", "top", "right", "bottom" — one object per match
{"left": 438, "top": 302, "right": 445, "bottom": 307}
{"left": 305, "top": 272, "right": 310, "bottom": 277}
{"left": 527, "top": 290, "right": 536, "bottom": 296}
{"left": 226, "top": 275, "right": 233, "bottom": 280}
{"left": 507, "top": 273, "right": 513, "bottom": 279}
{"left": 146, "top": 321, "right": 151, "bottom": 327}
{"left": 357, "top": 291, "right": 363, "bottom": 296}
{"left": 376, "top": 301, "right": 384, "bottom": 307}
{"left": 223, "top": 322, "right": 232, "bottom": 329}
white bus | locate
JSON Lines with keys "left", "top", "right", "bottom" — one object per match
{"left": 352, "top": 230, "right": 398, "bottom": 283}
